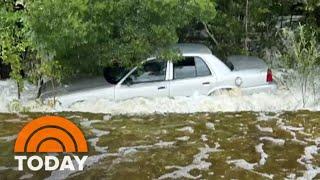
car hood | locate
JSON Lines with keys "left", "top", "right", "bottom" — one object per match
{"left": 41, "top": 77, "right": 114, "bottom": 99}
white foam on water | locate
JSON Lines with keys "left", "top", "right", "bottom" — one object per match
{"left": 286, "top": 173, "right": 296, "bottom": 179}
{"left": 0, "top": 134, "right": 17, "bottom": 142}
{"left": 4, "top": 118, "right": 24, "bottom": 123}
{"left": 80, "top": 119, "right": 102, "bottom": 128}
{"left": 0, "top": 80, "right": 38, "bottom": 112}
{"left": 176, "top": 126, "right": 194, "bottom": 134}
{"left": 79, "top": 118, "right": 110, "bottom": 153}
{"left": 88, "top": 137, "right": 108, "bottom": 153}
{"left": 176, "top": 136, "right": 190, "bottom": 141}
{"left": 154, "top": 141, "right": 175, "bottom": 148}
{"left": 278, "top": 121, "right": 307, "bottom": 145}
{"left": 91, "top": 129, "right": 110, "bottom": 137}
{"left": 103, "top": 115, "right": 112, "bottom": 121}
{"left": 260, "top": 137, "right": 285, "bottom": 146}
{"left": 257, "top": 112, "right": 281, "bottom": 121}
{"left": 119, "top": 147, "right": 138, "bottom": 156}
{"left": 206, "top": 122, "right": 215, "bottom": 130}
{"left": 256, "top": 125, "right": 273, "bottom": 133}
{"left": 0, "top": 70, "right": 320, "bottom": 114}
{"left": 282, "top": 126, "right": 304, "bottom": 131}
{"left": 46, "top": 153, "right": 109, "bottom": 180}
{"left": 0, "top": 80, "right": 17, "bottom": 112}
{"left": 61, "top": 89, "right": 319, "bottom": 114}
{"left": 19, "top": 173, "right": 33, "bottom": 179}
{"left": 297, "top": 145, "right": 320, "bottom": 180}
{"left": 255, "top": 143, "right": 268, "bottom": 166}
{"left": 0, "top": 166, "right": 9, "bottom": 171}
{"left": 253, "top": 171, "right": 274, "bottom": 179}
{"left": 0, "top": 166, "right": 18, "bottom": 171}
{"left": 227, "top": 158, "right": 274, "bottom": 179}
{"left": 227, "top": 159, "right": 257, "bottom": 170}
{"left": 201, "top": 134, "right": 208, "bottom": 142}
{"left": 158, "top": 143, "right": 221, "bottom": 179}
{"left": 118, "top": 141, "right": 175, "bottom": 156}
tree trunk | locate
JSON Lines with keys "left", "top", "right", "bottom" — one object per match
{"left": 51, "top": 78, "right": 56, "bottom": 106}
{"left": 37, "top": 79, "right": 44, "bottom": 98}
{"left": 17, "top": 82, "right": 21, "bottom": 99}
{"left": 244, "top": 0, "right": 249, "bottom": 53}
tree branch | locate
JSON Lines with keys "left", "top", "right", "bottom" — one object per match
{"left": 202, "top": 22, "right": 219, "bottom": 46}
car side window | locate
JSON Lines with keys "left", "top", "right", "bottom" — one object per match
{"left": 173, "top": 57, "right": 196, "bottom": 80}
{"left": 173, "top": 57, "right": 211, "bottom": 80}
{"left": 124, "top": 60, "right": 167, "bottom": 84}
{"left": 195, "top": 57, "right": 211, "bottom": 77}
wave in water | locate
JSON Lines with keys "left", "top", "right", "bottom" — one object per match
{"left": 0, "top": 73, "right": 319, "bottom": 114}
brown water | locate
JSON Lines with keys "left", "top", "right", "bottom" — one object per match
{"left": 0, "top": 111, "right": 320, "bottom": 179}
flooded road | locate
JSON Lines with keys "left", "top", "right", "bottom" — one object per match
{"left": 1, "top": 111, "right": 320, "bottom": 179}
{"left": 1, "top": 77, "right": 320, "bottom": 114}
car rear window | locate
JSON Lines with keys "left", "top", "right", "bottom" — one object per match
{"left": 195, "top": 57, "right": 211, "bottom": 77}
{"left": 173, "top": 57, "right": 211, "bottom": 80}
{"left": 174, "top": 57, "right": 196, "bottom": 79}
{"left": 224, "top": 60, "right": 234, "bottom": 71}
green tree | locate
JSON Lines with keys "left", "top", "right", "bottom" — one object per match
{"left": 27, "top": 0, "right": 216, "bottom": 81}
{"left": 26, "top": 0, "right": 88, "bottom": 81}
{"left": 204, "top": 0, "right": 303, "bottom": 59}
{"left": 0, "top": 0, "right": 30, "bottom": 98}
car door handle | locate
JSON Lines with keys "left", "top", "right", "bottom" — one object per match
{"left": 158, "top": 86, "right": 166, "bottom": 90}
{"left": 202, "top": 82, "right": 210, "bottom": 85}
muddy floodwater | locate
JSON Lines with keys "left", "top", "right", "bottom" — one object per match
{"left": 1, "top": 111, "right": 320, "bottom": 179}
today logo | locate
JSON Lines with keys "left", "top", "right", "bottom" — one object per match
{"left": 14, "top": 116, "right": 89, "bottom": 171}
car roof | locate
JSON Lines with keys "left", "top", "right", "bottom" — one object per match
{"left": 175, "top": 43, "right": 212, "bottom": 55}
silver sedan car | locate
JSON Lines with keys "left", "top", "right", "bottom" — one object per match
{"left": 41, "top": 43, "right": 277, "bottom": 106}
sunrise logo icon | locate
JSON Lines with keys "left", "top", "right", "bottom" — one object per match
{"left": 14, "top": 116, "right": 89, "bottom": 171}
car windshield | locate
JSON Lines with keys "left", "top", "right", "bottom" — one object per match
{"left": 124, "top": 60, "right": 167, "bottom": 84}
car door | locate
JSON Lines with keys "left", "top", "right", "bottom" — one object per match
{"left": 169, "top": 56, "right": 215, "bottom": 97}
{"left": 115, "top": 60, "right": 170, "bottom": 100}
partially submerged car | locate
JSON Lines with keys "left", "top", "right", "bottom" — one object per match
{"left": 41, "top": 44, "right": 277, "bottom": 106}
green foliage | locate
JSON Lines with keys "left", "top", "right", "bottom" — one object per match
{"left": 205, "top": 0, "right": 285, "bottom": 58}
{"left": 281, "top": 25, "right": 320, "bottom": 106}
{"left": 305, "top": 1, "right": 320, "bottom": 41}
{"left": 8, "top": 99, "right": 31, "bottom": 112}
{"left": 204, "top": 0, "right": 320, "bottom": 59}
{"left": 1, "top": 0, "right": 216, "bottom": 91}
{"left": 26, "top": 0, "right": 216, "bottom": 80}
{"left": 26, "top": 0, "right": 89, "bottom": 81}
{"left": 1, "top": 0, "right": 320, "bottom": 97}
{"left": 281, "top": 25, "right": 320, "bottom": 71}
{"left": 27, "top": 0, "right": 88, "bottom": 57}
{"left": 0, "top": 1, "right": 29, "bottom": 92}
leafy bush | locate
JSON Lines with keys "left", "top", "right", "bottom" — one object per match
{"left": 281, "top": 25, "right": 320, "bottom": 106}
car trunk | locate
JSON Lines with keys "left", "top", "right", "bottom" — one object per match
{"left": 227, "top": 56, "right": 268, "bottom": 71}
{"left": 227, "top": 56, "right": 272, "bottom": 87}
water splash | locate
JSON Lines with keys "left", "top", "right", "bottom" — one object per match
{"left": 1, "top": 70, "right": 319, "bottom": 114}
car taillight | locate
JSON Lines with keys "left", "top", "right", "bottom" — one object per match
{"left": 266, "top": 69, "right": 273, "bottom": 83}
